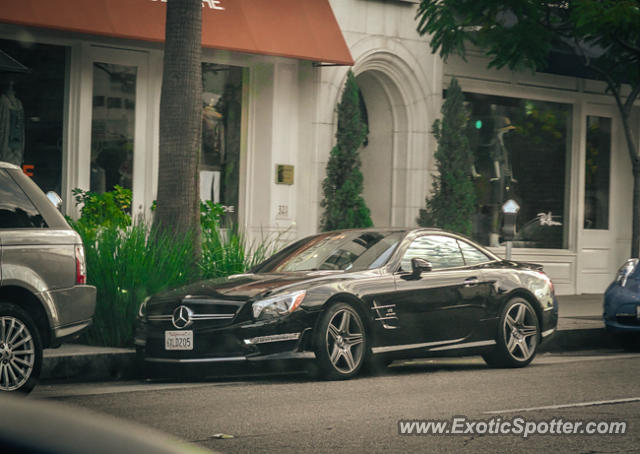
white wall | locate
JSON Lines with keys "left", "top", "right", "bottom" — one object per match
{"left": 357, "top": 71, "right": 393, "bottom": 227}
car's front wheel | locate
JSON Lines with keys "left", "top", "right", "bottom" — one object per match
{"left": 0, "top": 302, "right": 43, "bottom": 393}
{"left": 483, "top": 297, "right": 539, "bottom": 368}
{"left": 315, "top": 303, "right": 367, "bottom": 380}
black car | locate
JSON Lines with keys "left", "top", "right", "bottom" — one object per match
{"left": 135, "top": 229, "right": 558, "bottom": 379}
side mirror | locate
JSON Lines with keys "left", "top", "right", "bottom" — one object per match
{"left": 46, "top": 191, "right": 63, "bottom": 210}
{"left": 411, "top": 258, "right": 432, "bottom": 277}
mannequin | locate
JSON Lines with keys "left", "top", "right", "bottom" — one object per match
{"left": 489, "top": 117, "right": 517, "bottom": 246}
{"left": 0, "top": 80, "right": 25, "bottom": 166}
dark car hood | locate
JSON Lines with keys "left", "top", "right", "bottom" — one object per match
{"left": 148, "top": 270, "right": 347, "bottom": 304}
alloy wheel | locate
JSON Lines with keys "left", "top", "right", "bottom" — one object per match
{"left": 325, "top": 308, "right": 365, "bottom": 374}
{"left": 0, "top": 316, "right": 36, "bottom": 391}
{"left": 503, "top": 301, "right": 538, "bottom": 362}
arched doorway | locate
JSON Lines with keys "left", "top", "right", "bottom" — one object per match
{"left": 355, "top": 69, "right": 409, "bottom": 228}
{"left": 318, "top": 43, "right": 433, "bottom": 231}
{"left": 356, "top": 71, "right": 394, "bottom": 228}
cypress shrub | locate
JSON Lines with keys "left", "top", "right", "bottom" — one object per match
{"left": 418, "top": 78, "right": 476, "bottom": 236}
{"left": 320, "top": 70, "right": 373, "bottom": 231}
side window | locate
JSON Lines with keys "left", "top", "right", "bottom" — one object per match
{"left": 0, "top": 169, "right": 47, "bottom": 228}
{"left": 458, "top": 240, "right": 491, "bottom": 266}
{"left": 400, "top": 235, "right": 465, "bottom": 271}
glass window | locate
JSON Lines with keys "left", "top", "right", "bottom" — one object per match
{"left": 458, "top": 240, "right": 492, "bottom": 265}
{"left": 253, "top": 231, "right": 403, "bottom": 272}
{"left": 464, "top": 93, "right": 572, "bottom": 249}
{"left": 201, "top": 63, "right": 243, "bottom": 224}
{"left": 584, "top": 116, "right": 611, "bottom": 229}
{"left": 90, "top": 63, "right": 137, "bottom": 194}
{"left": 0, "top": 169, "right": 46, "bottom": 228}
{"left": 400, "top": 235, "right": 465, "bottom": 271}
{"left": 0, "top": 39, "right": 67, "bottom": 194}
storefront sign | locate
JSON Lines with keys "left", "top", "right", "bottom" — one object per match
{"left": 151, "top": 0, "right": 225, "bottom": 10}
{"left": 275, "top": 165, "right": 294, "bottom": 185}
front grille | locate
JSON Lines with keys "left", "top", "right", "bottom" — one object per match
{"left": 146, "top": 297, "right": 245, "bottom": 329}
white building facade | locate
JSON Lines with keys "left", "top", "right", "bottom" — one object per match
{"left": 0, "top": 0, "right": 636, "bottom": 295}
{"left": 314, "top": 0, "right": 638, "bottom": 295}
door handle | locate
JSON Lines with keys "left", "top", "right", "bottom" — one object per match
{"left": 463, "top": 277, "right": 479, "bottom": 287}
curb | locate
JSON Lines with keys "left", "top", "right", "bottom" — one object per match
{"left": 42, "top": 349, "right": 137, "bottom": 382}
{"left": 41, "top": 326, "right": 622, "bottom": 383}
{"left": 539, "top": 327, "right": 618, "bottom": 352}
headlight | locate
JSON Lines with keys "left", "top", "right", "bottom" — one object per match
{"left": 138, "top": 297, "right": 150, "bottom": 319}
{"left": 615, "top": 259, "right": 639, "bottom": 287}
{"left": 252, "top": 290, "right": 306, "bottom": 320}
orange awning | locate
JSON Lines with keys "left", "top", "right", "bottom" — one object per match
{"left": 0, "top": 0, "right": 354, "bottom": 65}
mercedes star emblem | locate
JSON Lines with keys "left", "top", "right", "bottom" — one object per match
{"left": 172, "top": 305, "right": 194, "bottom": 329}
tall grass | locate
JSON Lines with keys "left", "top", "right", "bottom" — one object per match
{"left": 199, "top": 225, "right": 280, "bottom": 279}
{"left": 70, "top": 192, "right": 285, "bottom": 347}
{"left": 72, "top": 221, "right": 198, "bottom": 347}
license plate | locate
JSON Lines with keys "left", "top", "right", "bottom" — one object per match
{"left": 637, "top": 305, "right": 640, "bottom": 320}
{"left": 165, "top": 330, "right": 193, "bottom": 350}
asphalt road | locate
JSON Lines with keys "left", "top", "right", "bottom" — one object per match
{"left": 32, "top": 350, "right": 640, "bottom": 453}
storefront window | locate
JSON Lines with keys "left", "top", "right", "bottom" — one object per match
{"left": 90, "top": 63, "right": 137, "bottom": 194}
{"left": 464, "top": 93, "right": 572, "bottom": 249}
{"left": 584, "top": 116, "right": 611, "bottom": 230}
{"left": 0, "top": 39, "right": 67, "bottom": 194}
{"left": 201, "top": 63, "right": 243, "bottom": 223}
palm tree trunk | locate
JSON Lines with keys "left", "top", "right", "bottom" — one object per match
{"left": 154, "top": 0, "right": 202, "bottom": 258}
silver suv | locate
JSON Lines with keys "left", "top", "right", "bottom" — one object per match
{"left": 0, "top": 162, "right": 96, "bottom": 392}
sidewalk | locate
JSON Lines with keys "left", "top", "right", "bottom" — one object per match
{"left": 42, "top": 344, "right": 137, "bottom": 382}
{"left": 541, "top": 293, "right": 617, "bottom": 352}
{"left": 41, "top": 294, "right": 612, "bottom": 383}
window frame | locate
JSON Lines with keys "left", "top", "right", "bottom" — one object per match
{"left": 397, "top": 233, "right": 467, "bottom": 272}
{"left": 0, "top": 168, "right": 48, "bottom": 229}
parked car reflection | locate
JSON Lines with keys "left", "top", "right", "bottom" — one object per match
{"left": 512, "top": 212, "right": 563, "bottom": 249}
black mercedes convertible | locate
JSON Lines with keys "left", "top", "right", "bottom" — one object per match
{"left": 135, "top": 228, "right": 558, "bottom": 379}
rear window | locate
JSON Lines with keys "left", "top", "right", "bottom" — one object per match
{"left": 0, "top": 169, "right": 47, "bottom": 228}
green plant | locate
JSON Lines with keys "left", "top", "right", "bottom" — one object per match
{"left": 320, "top": 70, "right": 373, "bottom": 231}
{"left": 69, "top": 187, "right": 282, "bottom": 347}
{"left": 200, "top": 200, "right": 225, "bottom": 232}
{"left": 418, "top": 78, "right": 476, "bottom": 236}
{"left": 71, "top": 186, "right": 132, "bottom": 231}
{"left": 199, "top": 202, "right": 279, "bottom": 279}
{"left": 71, "top": 220, "right": 197, "bottom": 347}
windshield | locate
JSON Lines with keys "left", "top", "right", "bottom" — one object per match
{"left": 251, "top": 231, "right": 404, "bottom": 273}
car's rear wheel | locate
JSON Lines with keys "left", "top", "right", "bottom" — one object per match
{"left": 315, "top": 303, "right": 367, "bottom": 380}
{"left": 483, "top": 297, "right": 539, "bottom": 368}
{"left": 0, "top": 302, "right": 42, "bottom": 393}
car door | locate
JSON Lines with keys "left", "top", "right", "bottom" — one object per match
{"left": 387, "top": 234, "right": 490, "bottom": 345}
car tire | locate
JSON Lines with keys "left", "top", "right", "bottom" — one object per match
{"left": 482, "top": 297, "right": 540, "bottom": 368}
{"left": 315, "top": 303, "right": 367, "bottom": 380}
{"left": 0, "top": 302, "right": 43, "bottom": 393}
